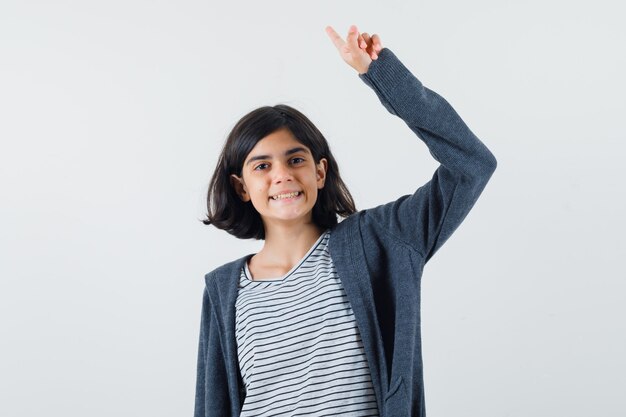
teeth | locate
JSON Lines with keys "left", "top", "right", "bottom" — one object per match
{"left": 272, "top": 191, "right": 300, "bottom": 200}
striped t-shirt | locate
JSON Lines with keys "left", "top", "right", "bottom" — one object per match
{"left": 235, "top": 229, "right": 380, "bottom": 416}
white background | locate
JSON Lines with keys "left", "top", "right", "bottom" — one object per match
{"left": 1, "top": 1, "right": 625, "bottom": 416}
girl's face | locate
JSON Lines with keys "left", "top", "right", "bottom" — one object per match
{"left": 230, "top": 128, "right": 328, "bottom": 229}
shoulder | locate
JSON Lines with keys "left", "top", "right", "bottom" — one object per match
{"left": 330, "top": 203, "right": 403, "bottom": 240}
{"left": 328, "top": 208, "right": 385, "bottom": 256}
{"left": 330, "top": 211, "right": 360, "bottom": 237}
{"left": 204, "top": 253, "right": 252, "bottom": 287}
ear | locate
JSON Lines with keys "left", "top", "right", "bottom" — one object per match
{"left": 316, "top": 158, "right": 328, "bottom": 189}
{"left": 230, "top": 174, "right": 251, "bottom": 202}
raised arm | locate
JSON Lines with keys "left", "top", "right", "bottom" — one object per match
{"left": 326, "top": 24, "right": 497, "bottom": 263}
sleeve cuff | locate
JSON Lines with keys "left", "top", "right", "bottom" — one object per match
{"left": 358, "top": 47, "right": 418, "bottom": 94}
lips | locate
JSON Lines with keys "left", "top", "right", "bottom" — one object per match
{"left": 270, "top": 190, "right": 302, "bottom": 200}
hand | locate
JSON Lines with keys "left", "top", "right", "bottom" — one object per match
{"left": 325, "top": 25, "right": 383, "bottom": 74}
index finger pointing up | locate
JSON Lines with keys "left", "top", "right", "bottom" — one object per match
{"left": 325, "top": 25, "right": 345, "bottom": 51}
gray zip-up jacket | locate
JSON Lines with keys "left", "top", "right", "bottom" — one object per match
{"left": 194, "top": 47, "right": 497, "bottom": 417}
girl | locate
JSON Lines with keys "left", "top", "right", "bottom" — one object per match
{"left": 195, "top": 25, "right": 497, "bottom": 417}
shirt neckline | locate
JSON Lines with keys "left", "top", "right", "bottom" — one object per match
{"left": 243, "top": 229, "right": 329, "bottom": 282}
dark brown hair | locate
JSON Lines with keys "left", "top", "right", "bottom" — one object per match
{"left": 202, "top": 104, "right": 357, "bottom": 240}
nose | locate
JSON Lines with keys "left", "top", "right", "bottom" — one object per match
{"left": 272, "top": 160, "right": 293, "bottom": 183}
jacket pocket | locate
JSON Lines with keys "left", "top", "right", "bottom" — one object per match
{"left": 383, "top": 376, "right": 409, "bottom": 417}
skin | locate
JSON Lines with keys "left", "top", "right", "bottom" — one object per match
{"left": 231, "top": 25, "right": 384, "bottom": 280}
{"left": 325, "top": 24, "right": 383, "bottom": 74}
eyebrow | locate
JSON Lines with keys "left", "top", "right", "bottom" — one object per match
{"left": 245, "top": 146, "right": 309, "bottom": 166}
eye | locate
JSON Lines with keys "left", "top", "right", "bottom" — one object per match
{"left": 253, "top": 158, "right": 304, "bottom": 171}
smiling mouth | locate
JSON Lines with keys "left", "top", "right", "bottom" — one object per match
{"left": 270, "top": 191, "right": 302, "bottom": 200}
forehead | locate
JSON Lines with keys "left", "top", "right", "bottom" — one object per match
{"left": 245, "top": 128, "right": 311, "bottom": 159}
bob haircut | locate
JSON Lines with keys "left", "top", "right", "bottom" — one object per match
{"left": 202, "top": 104, "right": 357, "bottom": 240}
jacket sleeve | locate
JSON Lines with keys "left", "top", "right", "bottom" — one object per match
{"left": 194, "top": 285, "right": 231, "bottom": 416}
{"left": 358, "top": 48, "right": 497, "bottom": 264}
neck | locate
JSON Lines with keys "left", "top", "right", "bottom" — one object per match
{"left": 258, "top": 220, "right": 325, "bottom": 267}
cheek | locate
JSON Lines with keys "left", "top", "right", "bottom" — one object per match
{"left": 252, "top": 186, "right": 269, "bottom": 201}
{"left": 308, "top": 187, "right": 320, "bottom": 202}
